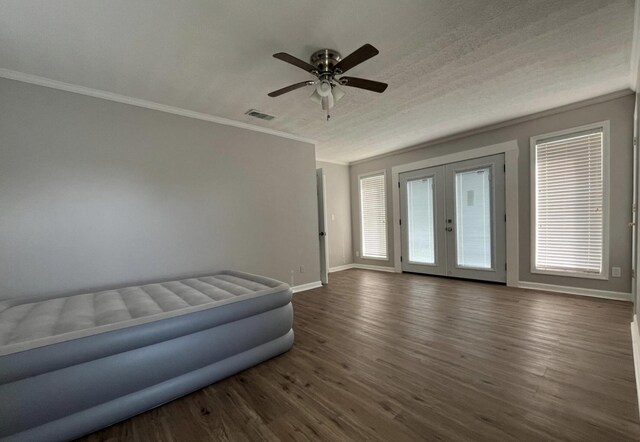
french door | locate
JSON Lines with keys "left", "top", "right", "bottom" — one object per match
{"left": 399, "top": 154, "right": 506, "bottom": 283}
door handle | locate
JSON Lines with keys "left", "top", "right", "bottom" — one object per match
{"left": 445, "top": 227, "right": 453, "bottom": 232}
{"left": 319, "top": 232, "right": 326, "bottom": 237}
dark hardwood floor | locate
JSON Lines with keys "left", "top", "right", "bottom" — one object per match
{"left": 80, "top": 269, "right": 640, "bottom": 441}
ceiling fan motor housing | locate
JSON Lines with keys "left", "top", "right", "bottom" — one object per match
{"left": 310, "top": 49, "right": 342, "bottom": 76}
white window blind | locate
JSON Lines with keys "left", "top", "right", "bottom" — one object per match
{"left": 360, "top": 173, "right": 388, "bottom": 259}
{"left": 534, "top": 128, "right": 605, "bottom": 276}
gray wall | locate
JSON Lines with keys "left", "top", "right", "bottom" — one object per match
{"left": 0, "top": 78, "right": 320, "bottom": 300}
{"left": 350, "top": 93, "right": 635, "bottom": 294}
{"left": 316, "top": 161, "right": 353, "bottom": 269}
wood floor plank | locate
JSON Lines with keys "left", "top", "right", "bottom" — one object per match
{"left": 78, "top": 269, "right": 640, "bottom": 441}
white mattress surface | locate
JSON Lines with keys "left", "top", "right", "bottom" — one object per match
{"left": 0, "top": 272, "right": 286, "bottom": 355}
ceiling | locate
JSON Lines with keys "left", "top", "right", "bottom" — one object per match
{"left": 0, "top": 0, "right": 636, "bottom": 163}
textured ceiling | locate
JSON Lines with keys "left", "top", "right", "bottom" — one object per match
{"left": 0, "top": 0, "right": 635, "bottom": 163}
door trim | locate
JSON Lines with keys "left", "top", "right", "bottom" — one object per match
{"left": 391, "top": 140, "right": 519, "bottom": 286}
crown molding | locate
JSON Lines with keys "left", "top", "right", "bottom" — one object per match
{"left": 0, "top": 68, "right": 317, "bottom": 145}
{"left": 349, "top": 89, "right": 633, "bottom": 166}
{"left": 316, "top": 158, "right": 349, "bottom": 166}
{"left": 3, "top": 68, "right": 631, "bottom": 165}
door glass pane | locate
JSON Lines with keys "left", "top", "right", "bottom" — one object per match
{"left": 455, "top": 168, "right": 492, "bottom": 269}
{"left": 407, "top": 177, "right": 435, "bottom": 264}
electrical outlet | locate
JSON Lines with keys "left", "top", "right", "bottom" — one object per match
{"left": 612, "top": 267, "right": 621, "bottom": 277}
{"left": 300, "top": 265, "right": 305, "bottom": 274}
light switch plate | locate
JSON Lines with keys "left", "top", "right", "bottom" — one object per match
{"left": 612, "top": 267, "right": 621, "bottom": 277}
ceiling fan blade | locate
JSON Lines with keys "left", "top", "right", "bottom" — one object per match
{"left": 268, "top": 81, "right": 314, "bottom": 97}
{"left": 333, "top": 44, "right": 379, "bottom": 74}
{"left": 340, "top": 77, "right": 388, "bottom": 93}
{"left": 273, "top": 52, "right": 317, "bottom": 73}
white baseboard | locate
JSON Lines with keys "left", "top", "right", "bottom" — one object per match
{"left": 329, "top": 264, "right": 355, "bottom": 273}
{"left": 292, "top": 281, "right": 323, "bottom": 293}
{"left": 352, "top": 264, "right": 398, "bottom": 273}
{"left": 631, "top": 315, "right": 640, "bottom": 420}
{"left": 328, "top": 263, "right": 398, "bottom": 273}
{"left": 517, "top": 281, "right": 632, "bottom": 302}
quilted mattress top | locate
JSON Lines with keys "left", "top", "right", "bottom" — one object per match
{"left": 0, "top": 271, "right": 289, "bottom": 355}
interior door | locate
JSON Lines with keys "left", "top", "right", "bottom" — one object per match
{"left": 399, "top": 154, "right": 506, "bottom": 283}
{"left": 316, "top": 169, "right": 329, "bottom": 285}
{"left": 444, "top": 155, "right": 505, "bottom": 282}
{"left": 399, "top": 166, "right": 446, "bottom": 275}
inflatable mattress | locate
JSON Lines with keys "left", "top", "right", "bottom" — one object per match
{"left": 0, "top": 270, "right": 294, "bottom": 441}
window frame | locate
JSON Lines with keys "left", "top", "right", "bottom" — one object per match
{"left": 359, "top": 170, "right": 389, "bottom": 261}
{"left": 529, "top": 121, "right": 610, "bottom": 280}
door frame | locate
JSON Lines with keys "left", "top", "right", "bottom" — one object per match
{"left": 391, "top": 140, "right": 520, "bottom": 286}
{"left": 633, "top": 93, "right": 639, "bottom": 305}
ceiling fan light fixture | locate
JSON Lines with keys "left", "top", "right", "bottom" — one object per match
{"left": 316, "top": 80, "right": 332, "bottom": 97}
{"left": 310, "top": 88, "right": 322, "bottom": 104}
{"left": 332, "top": 84, "right": 345, "bottom": 102}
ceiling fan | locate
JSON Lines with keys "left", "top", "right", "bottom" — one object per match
{"left": 268, "top": 44, "right": 388, "bottom": 120}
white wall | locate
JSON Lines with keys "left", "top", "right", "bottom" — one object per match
{"left": 316, "top": 161, "right": 353, "bottom": 270}
{"left": 0, "top": 78, "right": 320, "bottom": 299}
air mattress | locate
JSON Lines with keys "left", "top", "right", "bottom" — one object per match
{"left": 0, "top": 271, "right": 294, "bottom": 441}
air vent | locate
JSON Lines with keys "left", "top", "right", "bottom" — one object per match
{"left": 245, "top": 109, "right": 276, "bottom": 121}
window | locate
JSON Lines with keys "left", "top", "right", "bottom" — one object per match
{"left": 360, "top": 172, "right": 388, "bottom": 259}
{"left": 531, "top": 122, "right": 609, "bottom": 279}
